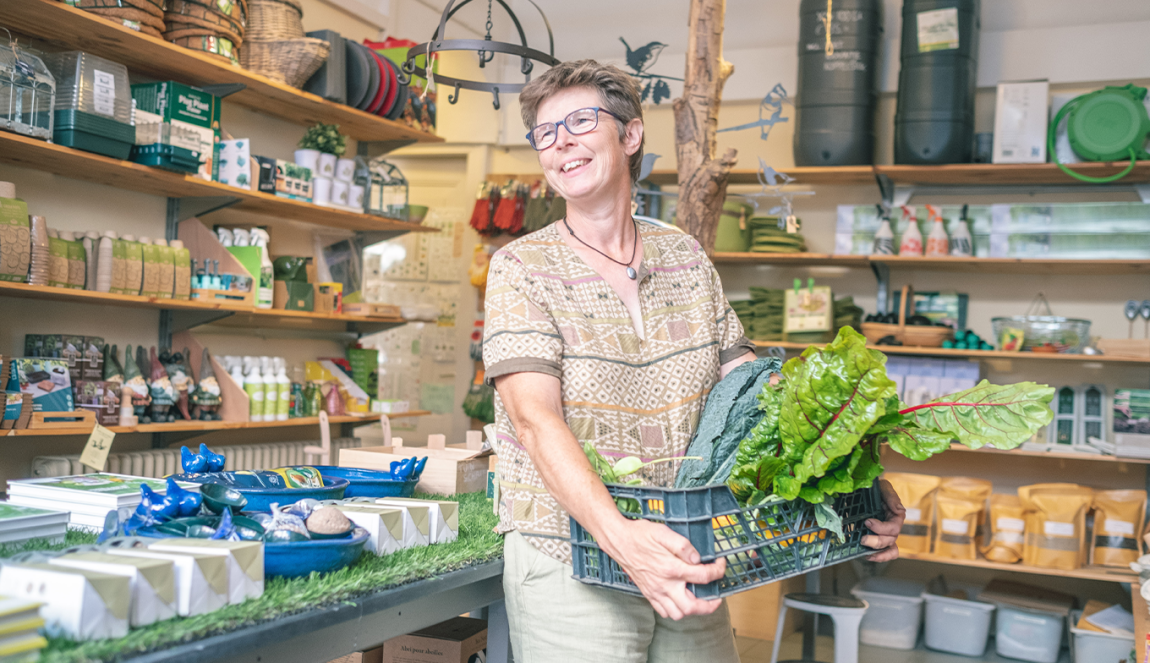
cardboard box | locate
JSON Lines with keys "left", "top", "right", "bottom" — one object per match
{"left": 992, "top": 80, "right": 1050, "bottom": 164}
{"left": 274, "top": 160, "right": 313, "bottom": 201}
{"left": 0, "top": 195, "right": 30, "bottom": 283}
{"left": 382, "top": 617, "right": 486, "bottom": 663}
{"left": 316, "top": 282, "right": 343, "bottom": 313}
{"left": 327, "top": 648, "right": 382, "bottom": 663}
{"left": 340, "top": 434, "right": 492, "bottom": 496}
{"left": 131, "top": 81, "right": 221, "bottom": 181}
{"left": 274, "top": 280, "right": 315, "bottom": 311}
{"left": 255, "top": 156, "right": 277, "bottom": 194}
{"left": 72, "top": 380, "right": 119, "bottom": 425}
{"left": 15, "top": 357, "right": 74, "bottom": 412}
{"left": 215, "top": 139, "right": 252, "bottom": 190}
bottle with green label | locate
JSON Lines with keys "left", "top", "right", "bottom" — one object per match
{"left": 244, "top": 356, "right": 264, "bottom": 422}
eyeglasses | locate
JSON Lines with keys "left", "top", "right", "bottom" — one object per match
{"left": 526, "top": 107, "right": 620, "bottom": 151}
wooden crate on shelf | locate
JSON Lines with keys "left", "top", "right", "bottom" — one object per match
{"left": 339, "top": 432, "right": 491, "bottom": 495}
{"left": 179, "top": 217, "right": 256, "bottom": 307}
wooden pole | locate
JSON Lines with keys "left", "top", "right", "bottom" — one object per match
{"left": 673, "top": 0, "right": 737, "bottom": 254}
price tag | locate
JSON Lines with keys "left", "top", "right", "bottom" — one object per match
{"left": 80, "top": 423, "right": 115, "bottom": 472}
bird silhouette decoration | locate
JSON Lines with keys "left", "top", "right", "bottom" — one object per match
{"left": 719, "top": 83, "right": 792, "bottom": 139}
{"left": 619, "top": 36, "right": 682, "bottom": 105}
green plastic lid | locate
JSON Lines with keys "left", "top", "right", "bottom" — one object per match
{"left": 1068, "top": 84, "right": 1150, "bottom": 162}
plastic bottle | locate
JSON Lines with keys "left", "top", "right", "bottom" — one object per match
{"left": 153, "top": 238, "right": 175, "bottom": 299}
{"left": 897, "top": 206, "right": 923, "bottom": 256}
{"left": 82, "top": 231, "right": 99, "bottom": 290}
{"left": 274, "top": 357, "right": 290, "bottom": 421}
{"left": 259, "top": 357, "right": 276, "bottom": 421}
{"left": 232, "top": 228, "right": 250, "bottom": 247}
{"left": 950, "top": 204, "right": 973, "bottom": 257}
{"left": 250, "top": 228, "right": 273, "bottom": 309}
{"left": 217, "top": 228, "right": 234, "bottom": 247}
{"left": 924, "top": 205, "right": 949, "bottom": 257}
{"left": 243, "top": 356, "right": 264, "bottom": 422}
{"left": 872, "top": 209, "right": 895, "bottom": 255}
{"left": 96, "top": 231, "right": 115, "bottom": 293}
{"left": 227, "top": 356, "right": 245, "bottom": 391}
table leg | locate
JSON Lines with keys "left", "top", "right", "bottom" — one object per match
{"left": 486, "top": 599, "right": 512, "bottom": 663}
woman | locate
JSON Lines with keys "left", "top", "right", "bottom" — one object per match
{"left": 484, "top": 59, "right": 904, "bottom": 662}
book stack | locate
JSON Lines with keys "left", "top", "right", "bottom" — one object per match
{"left": 0, "top": 596, "right": 46, "bottom": 663}
{"left": 6, "top": 474, "right": 184, "bottom": 530}
{"left": 0, "top": 503, "right": 68, "bottom": 545}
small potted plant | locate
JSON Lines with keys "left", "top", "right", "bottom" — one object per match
{"left": 295, "top": 123, "right": 347, "bottom": 183}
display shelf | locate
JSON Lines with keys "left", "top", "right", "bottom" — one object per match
{"left": 0, "top": 132, "right": 435, "bottom": 233}
{"left": 0, "top": 280, "right": 251, "bottom": 313}
{"left": 938, "top": 443, "right": 1150, "bottom": 465}
{"left": 1, "top": 411, "right": 430, "bottom": 437}
{"left": 899, "top": 552, "right": 1137, "bottom": 583}
{"left": 1135, "top": 584, "right": 1148, "bottom": 663}
{"left": 754, "top": 340, "right": 1150, "bottom": 364}
{"left": 645, "top": 166, "right": 876, "bottom": 186}
{"left": 0, "top": 0, "right": 442, "bottom": 146}
{"left": 204, "top": 309, "right": 409, "bottom": 335}
{"left": 715, "top": 252, "right": 1150, "bottom": 275}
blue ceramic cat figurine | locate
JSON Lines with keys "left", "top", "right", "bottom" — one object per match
{"left": 200, "top": 443, "right": 226, "bottom": 472}
{"left": 181, "top": 445, "right": 208, "bottom": 473}
{"left": 166, "top": 477, "right": 203, "bottom": 517}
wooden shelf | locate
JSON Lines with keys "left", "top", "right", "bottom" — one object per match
{"left": 0, "top": 0, "right": 442, "bottom": 146}
{"left": 0, "top": 280, "right": 248, "bottom": 313}
{"left": 0, "top": 132, "right": 436, "bottom": 234}
{"left": 207, "top": 309, "right": 408, "bottom": 335}
{"left": 713, "top": 252, "right": 1150, "bottom": 275}
{"left": 898, "top": 552, "right": 1137, "bottom": 583}
{"left": 754, "top": 340, "right": 1150, "bottom": 364}
{"left": 2, "top": 411, "right": 430, "bottom": 437}
{"left": 646, "top": 166, "right": 876, "bottom": 186}
{"left": 880, "top": 443, "right": 1150, "bottom": 465}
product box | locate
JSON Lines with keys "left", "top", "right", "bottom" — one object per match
{"left": 147, "top": 539, "right": 263, "bottom": 604}
{"left": 215, "top": 138, "right": 252, "bottom": 190}
{"left": 61, "top": 335, "right": 85, "bottom": 382}
{"left": 0, "top": 563, "right": 130, "bottom": 641}
{"left": 1113, "top": 389, "right": 1150, "bottom": 434}
{"left": 73, "top": 380, "right": 120, "bottom": 425}
{"left": 131, "top": 81, "right": 221, "bottom": 181}
{"left": 274, "top": 160, "right": 313, "bottom": 201}
{"left": 0, "top": 196, "right": 30, "bottom": 283}
{"left": 48, "top": 552, "right": 178, "bottom": 628}
{"left": 122, "top": 239, "right": 143, "bottom": 295}
{"left": 48, "top": 236, "right": 69, "bottom": 288}
{"left": 382, "top": 617, "right": 486, "bottom": 663}
{"left": 316, "top": 282, "right": 343, "bottom": 313}
{"left": 993, "top": 80, "right": 1050, "bottom": 164}
{"left": 140, "top": 243, "right": 163, "bottom": 298}
{"left": 157, "top": 243, "right": 174, "bottom": 299}
{"left": 374, "top": 497, "right": 458, "bottom": 544}
{"left": 24, "top": 334, "right": 61, "bottom": 358}
{"left": 346, "top": 348, "right": 379, "bottom": 399}
{"left": 173, "top": 246, "right": 191, "bottom": 300}
{"left": 273, "top": 280, "right": 315, "bottom": 311}
{"left": 15, "top": 357, "right": 74, "bottom": 412}
{"left": 109, "top": 238, "right": 128, "bottom": 294}
{"left": 66, "top": 240, "right": 86, "bottom": 289}
{"left": 255, "top": 156, "right": 278, "bottom": 194}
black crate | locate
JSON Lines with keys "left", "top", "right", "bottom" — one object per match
{"left": 570, "top": 483, "right": 883, "bottom": 599}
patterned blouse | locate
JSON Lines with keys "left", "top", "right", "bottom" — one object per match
{"left": 483, "top": 220, "right": 754, "bottom": 564}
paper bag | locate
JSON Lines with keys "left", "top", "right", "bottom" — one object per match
{"left": 49, "top": 552, "right": 177, "bottom": 626}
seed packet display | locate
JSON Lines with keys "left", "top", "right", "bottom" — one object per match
{"left": 61, "top": 335, "right": 85, "bottom": 382}
{"left": 883, "top": 472, "right": 940, "bottom": 554}
{"left": 981, "top": 494, "right": 1026, "bottom": 563}
{"left": 1019, "top": 484, "right": 1094, "bottom": 570}
{"left": 14, "top": 358, "right": 74, "bottom": 412}
{"left": 72, "top": 380, "right": 119, "bottom": 425}
{"left": 1092, "top": 489, "right": 1146, "bottom": 567}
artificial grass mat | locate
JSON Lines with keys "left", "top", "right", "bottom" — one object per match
{"left": 0, "top": 492, "right": 503, "bottom": 663}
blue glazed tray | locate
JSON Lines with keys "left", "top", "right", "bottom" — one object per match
{"left": 265, "top": 527, "right": 370, "bottom": 578}
{"left": 308, "top": 466, "right": 418, "bottom": 499}
{"left": 171, "top": 474, "right": 350, "bottom": 512}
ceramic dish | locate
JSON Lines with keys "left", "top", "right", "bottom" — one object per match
{"left": 344, "top": 41, "right": 370, "bottom": 110}
{"left": 308, "top": 465, "right": 420, "bottom": 498}
{"left": 171, "top": 473, "right": 350, "bottom": 512}
{"left": 386, "top": 81, "right": 409, "bottom": 121}
{"left": 376, "top": 53, "right": 399, "bottom": 118}
{"left": 355, "top": 42, "right": 380, "bottom": 112}
{"left": 264, "top": 527, "right": 369, "bottom": 578}
{"left": 364, "top": 48, "right": 390, "bottom": 115}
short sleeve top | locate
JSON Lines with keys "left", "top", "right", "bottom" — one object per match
{"left": 483, "top": 220, "right": 754, "bottom": 564}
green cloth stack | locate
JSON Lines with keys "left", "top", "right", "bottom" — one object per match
{"left": 730, "top": 290, "right": 864, "bottom": 343}
{"left": 748, "top": 217, "right": 807, "bottom": 253}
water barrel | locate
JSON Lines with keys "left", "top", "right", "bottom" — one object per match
{"left": 894, "top": 0, "right": 980, "bottom": 164}
{"left": 794, "top": 0, "right": 883, "bottom": 166}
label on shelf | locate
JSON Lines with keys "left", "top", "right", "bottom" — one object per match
{"left": 1043, "top": 521, "right": 1075, "bottom": 537}
{"left": 917, "top": 8, "right": 959, "bottom": 52}
{"left": 93, "top": 69, "right": 116, "bottom": 117}
{"left": 941, "top": 518, "right": 969, "bottom": 535}
{"left": 79, "top": 424, "right": 115, "bottom": 472}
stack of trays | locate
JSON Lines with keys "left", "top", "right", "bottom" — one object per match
{"left": 27, "top": 215, "right": 49, "bottom": 287}
{"left": 0, "top": 502, "right": 68, "bottom": 545}
{"left": 42, "top": 52, "right": 135, "bottom": 159}
{"left": 749, "top": 217, "right": 808, "bottom": 254}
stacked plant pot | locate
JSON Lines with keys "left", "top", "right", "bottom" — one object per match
{"left": 61, "top": 0, "right": 167, "bottom": 39}
{"left": 240, "top": 0, "right": 329, "bottom": 87}
{"left": 163, "top": 0, "right": 247, "bottom": 65}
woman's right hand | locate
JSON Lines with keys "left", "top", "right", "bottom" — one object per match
{"left": 600, "top": 517, "right": 726, "bottom": 620}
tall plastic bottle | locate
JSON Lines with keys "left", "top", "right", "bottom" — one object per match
{"left": 950, "top": 204, "right": 973, "bottom": 256}
{"left": 96, "top": 231, "right": 115, "bottom": 293}
{"left": 250, "top": 228, "right": 274, "bottom": 309}
{"left": 82, "top": 231, "right": 99, "bottom": 290}
{"left": 244, "top": 356, "right": 264, "bottom": 422}
{"left": 924, "top": 205, "right": 950, "bottom": 256}
{"left": 872, "top": 215, "right": 895, "bottom": 255}
{"left": 274, "top": 357, "right": 290, "bottom": 421}
{"left": 260, "top": 357, "right": 276, "bottom": 421}
{"left": 227, "top": 356, "right": 245, "bottom": 393}
{"left": 898, "top": 206, "right": 923, "bottom": 256}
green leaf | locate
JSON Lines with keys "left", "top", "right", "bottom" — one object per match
{"left": 612, "top": 456, "right": 644, "bottom": 477}
{"left": 879, "top": 422, "right": 955, "bottom": 460}
{"left": 773, "top": 474, "right": 802, "bottom": 500}
{"left": 814, "top": 502, "right": 844, "bottom": 542}
{"left": 778, "top": 327, "right": 897, "bottom": 484}
{"left": 900, "top": 380, "right": 1055, "bottom": 450}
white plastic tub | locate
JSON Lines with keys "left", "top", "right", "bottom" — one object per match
{"left": 995, "top": 604, "right": 1065, "bottom": 663}
{"left": 1069, "top": 610, "right": 1135, "bottom": 663}
{"left": 922, "top": 582, "right": 995, "bottom": 657}
{"left": 851, "top": 577, "right": 925, "bottom": 650}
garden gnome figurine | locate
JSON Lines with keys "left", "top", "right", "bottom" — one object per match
{"left": 122, "top": 344, "right": 151, "bottom": 422}
{"left": 190, "top": 348, "right": 222, "bottom": 421}
{"left": 148, "top": 346, "right": 177, "bottom": 423}
{"left": 160, "top": 347, "right": 193, "bottom": 420}
{"left": 102, "top": 344, "right": 124, "bottom": 389}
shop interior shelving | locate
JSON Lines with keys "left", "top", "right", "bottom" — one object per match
{"left": 752, "top": 340, "right": 1150, "bottom": 365}
{"left": 2, "top": 410, "right": 430, "bottom": 438}
{"left": 713, "top": 252, "right": 1150, "bottom": 275}
{"left": 897, "top": 552, "right": 1137, "bottom": 584}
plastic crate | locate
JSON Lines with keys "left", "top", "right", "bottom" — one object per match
{"left": 569, "top": 482, "right": 882, "bottom": 599}
{"left": 130, "top": 143, "right": 202, "bottom": 173}
{"left": 922, "top": 581, "right": 994, "bottom": 656}
{"left": 1069, "top": 610, "right": 1135, "bottom": 663}
{"left": 852, "top": 577, "right": 924, "bottom": 650}
{"left": 52, "top": 109, "right": 134, "bottom": 159}
{"left": 995, "top": 604, "right": 1066, "bottom": 663}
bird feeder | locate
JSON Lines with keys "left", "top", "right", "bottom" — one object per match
{"left": 364, "top": 158, "right": 409, "bottom": 220}
{"left": 0, "top": 33, "right": 55, "bottom": 140}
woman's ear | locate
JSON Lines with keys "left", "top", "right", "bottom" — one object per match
{"left": 622, "top": 118, "right": 644, "bottom": 156}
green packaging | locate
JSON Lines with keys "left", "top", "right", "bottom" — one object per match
{"left": 110, "top": 239, "right": 128, "bottom": 294}
{"left": 48, "top": 237, "right": 69, "bottom": 287}
{"left": 157, "top": 243, "right": 175, "bottom": 299}
{"left": 140, "top": 243, "right": 161, "bottom": 297}
{"left": 66, "top": 240, "right": 86, "bottom": 289}
{"left": 131, "top": 81, "right": 221, "bottom": 182}
{"left": 0, "top": 197, "right": 30, "bottom": 282}
{"left": 173, "top": 245, "right": 191, "bottom": 300}
{"left": 346, "top": 348, "right": 379, "bottom": 399}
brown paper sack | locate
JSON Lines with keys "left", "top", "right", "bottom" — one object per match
{"left": 1019, "top": 485, "right": 1093, "bottom": 570}
{"left": 1093, "top": 489, "right": 1146, "bottom": 567}
{"left": 982, "top": 494, "right": 1026, "bottom": 564}
{"left": 883, "top": 472, "right": 941, "bottom": 554}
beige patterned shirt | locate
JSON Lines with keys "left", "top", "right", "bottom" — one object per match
{"left": 483, "top": 220, "right": 754, "bottom": 564}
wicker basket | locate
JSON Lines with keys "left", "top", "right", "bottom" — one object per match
{"left": 240, "top": 37, "right": 328, "bottom": 87}
{"left": 165, "top": 0, "right": 245, "bottom": 40}
{"left": 167, "top": 33, "right": 240, "bottom": 64}
{"left": 86, "top": 6, "right": 166, "bottom": 32}
{"left": 246, "top": 0, "right": 303, "bottom": 40}
{"left": 860, "top": 285, "right": 953, "bottom": 348}
{"left": 68, "top": 0, "right": 163, "bottom": 19}
{"left": 165, "top": 20, "right": 243, "bottom": 47}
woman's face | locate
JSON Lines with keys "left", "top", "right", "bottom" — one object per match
{"left": 534, "top": 86, "right": 643, "bottom": 206}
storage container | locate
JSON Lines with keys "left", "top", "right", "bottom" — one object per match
{"left": 1069, "top": 610, "right": 1135, "bottom": 663}
{"left": 53, "top": 109, "right": 135, "bottom": 159}
{"left": 850, "top": 577, "right": 925, "bottom": 650}
{"left": 130, "top": 143, "right": 202, "bottom": 174}
{"left": 922, "top": 581, "right": 994, "bottom": 657}
{"left": 0, "top": 38, "right": 55, "bottom": 140}
{"left": 41, "top": 52, "right": 133, "bottom": 125}
{"left": 995, "top": 604, "right": 1065, "bottom": 663}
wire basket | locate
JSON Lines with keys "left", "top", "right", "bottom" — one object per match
{"left": 240, "top": 37, "right": 329, "bottom": 87}
{"left": 991, "top": 293, "right": 1091, "bottom": 354}
{"left": 570, "top": 482, "right": 883, "bottom": 599}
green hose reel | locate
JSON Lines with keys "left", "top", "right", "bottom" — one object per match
{"left": 1047, "top": 84, "right": 1150, "bottom": 183}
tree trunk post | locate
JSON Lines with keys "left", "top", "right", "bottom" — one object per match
{"left": 673, "top": 0, "right": 736, "bottom": 255}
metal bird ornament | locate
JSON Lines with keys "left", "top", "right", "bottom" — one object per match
{"left": 719, "top": 83, "right": 792, "bottom": 139}
{"left": 620, "top": 38, "right": 667, "bottom": 75}
{"left": 619, "top": 35, "right": 681, "bottom": 105}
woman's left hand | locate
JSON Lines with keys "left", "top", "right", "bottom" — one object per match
{"left": 861, "top": 479, "right": 905, "bottom": 562}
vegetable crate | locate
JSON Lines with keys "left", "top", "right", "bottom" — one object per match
{"left": 570, "top": 483, "right": 883, "bottom": 599}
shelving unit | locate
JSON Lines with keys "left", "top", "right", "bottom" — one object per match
{"left": 713, "top": 252, "right": 1150, "bottom": 275}
{"left": 935, "top": 443, "right": 1150, "bottom": 465}
{"left": 898, "top": 552, "right": 1137, "bottom": 584}
{"left": 752, "top": 340, "right": 1149, "bottom": 364}
{"left": 1, "top": 411, "right": 430, "bottom": 437}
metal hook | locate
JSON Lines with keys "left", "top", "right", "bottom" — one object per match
{"left": 448, "top": 82, "right": 462, "bottom": 104}
{"left": 402, "top": 58, "right": 417, "bottom": 74}
{"left": 491, "top": 87, "right": 500, "bottom": 110}
{"left": 477, "top": 49, "right": 494, "bottom": 67}
{"left": 520, "top": 58, "right": 533, "bottom": 76}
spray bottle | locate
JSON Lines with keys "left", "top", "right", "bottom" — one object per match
{"left": 274, "top": 357, "right": 290, "bottom": 421}
{"left": 950, "top": 204, "right": 973, "bottom": 257}
{"left": 924, "top": 205, "right": 950, "bottom": 257}
{"left": 898, "top": 206, "right": 923, "bottom": 256}
{"left": 871, "top": 205, "right": 895, "bottom": 255}
{"left": 244, "top": 356, "right": 264, "bottom": 422}
{"left": 250, "top": 228, "right": 274, "bottom": 309}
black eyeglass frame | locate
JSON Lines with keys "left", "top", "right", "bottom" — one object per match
{"left": 525, "top": 106, "right": 621, "bottom": 151}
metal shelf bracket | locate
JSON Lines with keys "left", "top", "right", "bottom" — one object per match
{"left": 871, "top": 261, "right": 891, "bottom": 314}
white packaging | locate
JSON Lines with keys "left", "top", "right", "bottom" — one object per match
{"left": 337, "top": 502, "right": 427, "bottom": 548}
{"left": 993, "top": 80, "right": 1050, "bottom": 164}
{"left": 851, "top": 577, "right": 925, "bottom": 650}
{"left": 995, "top": 604, "right": 1065, "bottom": 663}
{"left": 336, "top": 505, "right": 406, "bottom": 554}
{"left": 1069, "top": 610, "right": 1134, "bottom": 663}
{"left": 106, "top": 548, "right": 228, "bottom": 616}
{"left": 0, "top": 563, "right": 129, "bottom": 640}
{"left": 146, "top": 539, "right": 263, "bottom": 604}
{"left": 374, "top": 497, "right": 459, "bottom": 544}
{"left": 48, "top": 552, "right": 177, "bottom": 627}
{"left": 216, "top": 139, "right": 252, "bottom": 190}
{"left": 922, "top": 583, "right": 994, "bottom": 657}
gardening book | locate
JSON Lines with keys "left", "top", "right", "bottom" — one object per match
{"left": 6, "top": 474, "right": 187, "bottom": 509}
{"left": 0, "top": 502, "right": 67, "bottom": 545}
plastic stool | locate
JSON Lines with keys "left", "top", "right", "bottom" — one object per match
{"left": 769, "top": 593, "right": 868, "bottom": 663}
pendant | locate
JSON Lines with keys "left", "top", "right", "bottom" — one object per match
{"left": 626, "top": 266, "right": 637, "bottom": 280}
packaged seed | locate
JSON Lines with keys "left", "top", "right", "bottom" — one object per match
{"left": 981, "top": 494, "right": 1025, "bottom": 563}
{"left": 883, "top": 472, "right": 941, "bottom": 554}
{"left": 932, "top": 477, "right": 992, "bottom": 559}
{"left": 1019, "top": 484, "right": 1093, "bottom": 570}
{"left": 1092, "top": 489, "right": 1146, "bottom": 567}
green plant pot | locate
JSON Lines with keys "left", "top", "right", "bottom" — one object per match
{"left": 715, "top": 213, "right": 751, "bottom": 252}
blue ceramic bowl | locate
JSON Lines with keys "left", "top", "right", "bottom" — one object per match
{"left": 308, "top": 466, "right": 418, "bottom": 499}
{"left": 264, "top": 527, "right": 370, "bottom": 578}
{"left": 172, "top": 474, "right": 350, "bottom": 512}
